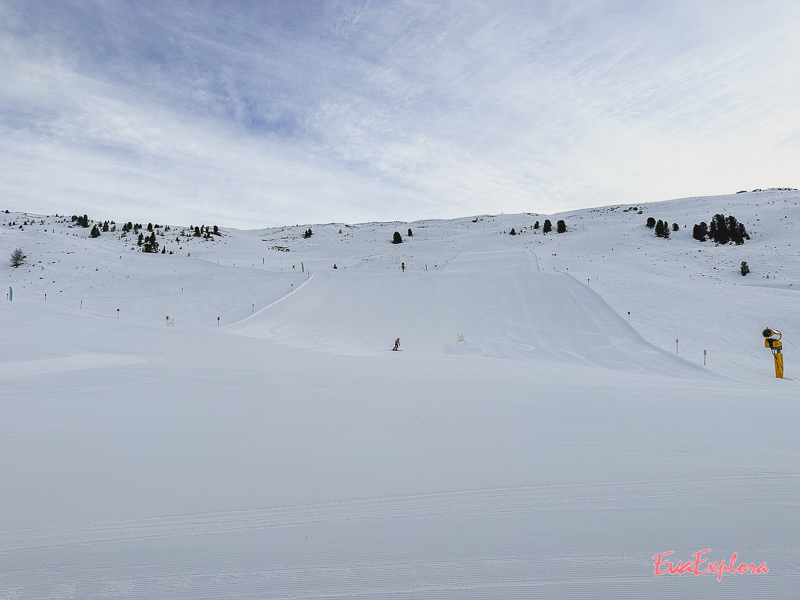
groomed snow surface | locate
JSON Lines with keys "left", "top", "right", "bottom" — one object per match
{"left": 2, "top": 191, "right": 799, "bottom": 598}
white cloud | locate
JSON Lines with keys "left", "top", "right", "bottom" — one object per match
{"left": 1, "top": 0, "right": 798, "bottom": 226}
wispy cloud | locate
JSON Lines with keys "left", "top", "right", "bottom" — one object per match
{"left": 1, "top": 0, "right": 799, "bottom": 227}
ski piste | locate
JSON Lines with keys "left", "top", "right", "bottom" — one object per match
{"left": 3, "top": 187, "right": 800, "bottom": 599}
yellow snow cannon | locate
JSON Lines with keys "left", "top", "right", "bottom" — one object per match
{"left": 762, "top": 328, "right": 784, "bottom": 379}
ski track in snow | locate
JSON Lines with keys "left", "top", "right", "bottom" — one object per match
{"left": 2, "top": 475, "right": 797, "bottom": 598}
{"left": 0, "top": 352, "right": 147, "bottom": 380}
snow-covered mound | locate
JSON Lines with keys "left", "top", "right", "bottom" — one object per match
{"left": 228, "top": 249, "right": 704, "bottom": 377}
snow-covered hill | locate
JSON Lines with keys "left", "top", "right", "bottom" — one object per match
{"left": 1, "top": 189, "right": 798, "bottom": 598}
{"left": 3, "top": 188, "right": 798, "bottom": 378}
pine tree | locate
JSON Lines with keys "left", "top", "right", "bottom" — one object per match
{"left": 730, "top": 223, "right": 742, "bottom": 244}
{"left": 556, "top": 220, "right": 566, "bottom": 233}
{"left": 646, "top": 217, "right": 656, "bottom": 228}
{"left": 143, "top": 233, "right": 159, "bottom": 253}
{"left": 692, "top": 222, "right": 708, "bottom": 241}
{"left": 533, "top": 221, "right": 540, "bottom": 229}
{"left": 723, "top": 215, "right": 737, "bottom": 243}
{"left": 407, "top": 228, "right": 413, "bottom": 237}
{"left": 509, "top": 228, "right": 517, "bottom": 235}
{"left": 712, "top": 214, "right": 728, "bottom": 244}
{"left": 10, "top": 248, "right": 25, "bottom": 267}
{"left": 672, "top": 223, "right": 679, "bottom": 232}
{"left": 90, "top": 224, "right": 101, "bottom": 238}
{"left": 543, "top": 219, "right": 552, "bottom": 234}
{"left": 392, "top": 231, "right": 403, "bottom": 244}
{"left": 740, "top": 261, "right": 750, "bottom": 276}
{"left": 655, "top": 220, "right": 664, "bottom": 238}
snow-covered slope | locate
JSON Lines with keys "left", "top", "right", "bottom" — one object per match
{"left": 228, "top": 249, "right": 705, "bottom": 379}
{"left": 1, "top": 190, "right": 798, "bottom": 598}
{"left": 3, "top": 188, "right": 797, "bottom": 378}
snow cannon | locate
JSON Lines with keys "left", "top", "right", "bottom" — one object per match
{"left": 762, "top": 328, "right": 784, "bottom": 379}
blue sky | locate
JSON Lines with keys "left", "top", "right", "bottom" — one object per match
{"left": 2, "top": 0, "right": 799, "bottom": 228}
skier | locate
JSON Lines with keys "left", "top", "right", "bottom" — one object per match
{"left": 401, "top": 262, "right": 405, "bottom": 272}
{"left": 392, "top": 338, "right": 400, "bottom": 351}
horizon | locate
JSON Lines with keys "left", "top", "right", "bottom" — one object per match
{"left": 2, "top": 1, "right": 799, "bottom": 229}
{"left": 4, "top": 187, "right": 795, "bottom": 231}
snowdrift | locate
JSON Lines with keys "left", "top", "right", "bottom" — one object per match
{"left": 226, "top": 250, "right": 701, "bottom": 376}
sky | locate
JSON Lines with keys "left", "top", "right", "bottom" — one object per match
{"left": 1, "top": 0, "right": 799, "bottom": 229}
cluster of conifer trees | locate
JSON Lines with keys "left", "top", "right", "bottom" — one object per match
{"left": 70, "top": 215, "right": 116, "bottom": 238}
{"left": 191, "top": 225, "right": 218, "bottom": 237}
{"left": 139, "top": 232, "right": 159, "bottom": 253}
{"left": 71, "top": 214, "right": 90, "bottom": 228}
{"left": 645, "top": 217, "right": 678, "bottom": 238}
{"left": 79, "top": 216, "right": 222, "bottom": 253}
{"left": 509, "top": 219, "right": 566, "bottom": 235}
{"left": 692, "top": 214, "right": 749, "bottom": 244}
